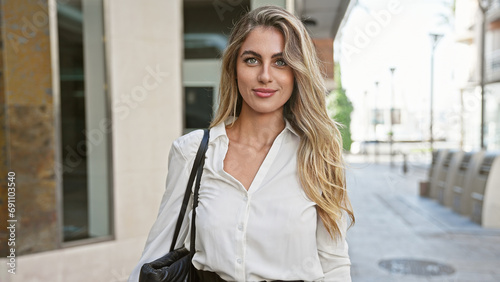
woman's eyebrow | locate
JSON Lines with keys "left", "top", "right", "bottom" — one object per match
{"left": 241, "top": 50, "right": 261, "bottom": 58}
{"left": 240, "top": 50, "right": 283, "bottom": 58}
{"left": 271, "top": 52, "right": 283, "bottom": 58}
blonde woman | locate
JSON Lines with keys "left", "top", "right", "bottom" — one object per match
{"left": 130, "top": 5, "right": 354, "bottom": 282}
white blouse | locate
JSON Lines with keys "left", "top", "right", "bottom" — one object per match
{"left": 129, "top": 120, "right": 351, "bottom": 282}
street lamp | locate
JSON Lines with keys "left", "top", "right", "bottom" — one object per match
{"left": 389, "top": 67, "right": 396, "bottom": 167}
{"left": 478, "top": 0, "right": 491, "bottom": 149}
{"left": 429, "top": 33, "right": 443, "bottom": 153}
{"left": 374, "top": 81, "right": 379, "bottom": 163}
{"left": 364, "top": 90, "right": 369, "bottom": 151}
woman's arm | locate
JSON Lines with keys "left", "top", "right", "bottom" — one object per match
{"left": 316, "top": 213, "right": 352, "bottom": 282}
{"left": 128, "top": 136, "right": 196, "bottom": 282}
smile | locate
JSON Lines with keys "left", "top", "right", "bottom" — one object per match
{"left": 253, "top": 88, "right": 277, "bottom": 98}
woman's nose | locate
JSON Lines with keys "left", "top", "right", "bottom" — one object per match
{"left": 258, "top": 64, "right": 273, "bottom": 83}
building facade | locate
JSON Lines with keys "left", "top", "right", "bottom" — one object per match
{"left": 485, "top": 0, "right": 500, "bottom": 150}
{"left": 455, "top": 0, "right": 500, "bottom": 150}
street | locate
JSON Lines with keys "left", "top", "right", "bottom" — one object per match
{"left": 346, "top": 155, "right": 500, "bottom": 282}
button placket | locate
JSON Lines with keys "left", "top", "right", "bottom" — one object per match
{"left": 234, "top": 192, "right": 249, "bottom": 279}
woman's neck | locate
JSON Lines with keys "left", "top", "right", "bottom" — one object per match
{"left": 227, "top": 112, "right": 285, "bottom": 147}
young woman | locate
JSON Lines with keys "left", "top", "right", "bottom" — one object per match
{"left": 130, "top": 6, "right": 354, "bottom": 282}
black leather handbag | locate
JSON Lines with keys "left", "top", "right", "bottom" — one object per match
{"left": 139, "top": 129, "right": 210, "bottom": 282}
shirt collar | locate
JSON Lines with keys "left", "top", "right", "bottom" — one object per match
{"left": 284, "top": 118, "right": 299, "bottom": 137}
{"left": 209, "top": 117, "right": 299, "bottom": 141}
{"left": 209, "top": 119, "right": 230, "bottom": 141}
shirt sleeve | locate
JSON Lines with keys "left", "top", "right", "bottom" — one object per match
{"left": 316, "top": 212, "right": 352, "bottom": 282}
{"left": 128, "top": 139, "right": 194, "bottom": 282}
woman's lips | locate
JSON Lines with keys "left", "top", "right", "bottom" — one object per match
{"left": 253, "top": 88, "right": 277, "bottom": 98}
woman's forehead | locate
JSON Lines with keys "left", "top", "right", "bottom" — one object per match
{"left": 239, "top": 26, "right": 285, "bottom": 55}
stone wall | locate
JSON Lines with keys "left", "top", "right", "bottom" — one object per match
{"left": 0, "top": 0, "right": 58, "bottom": 256}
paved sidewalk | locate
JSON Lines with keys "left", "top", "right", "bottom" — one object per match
{"left": 345, "top": 155, "right": 500, "bottom": 282}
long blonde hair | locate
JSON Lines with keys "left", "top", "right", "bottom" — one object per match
{"left": 210, "top": 5, "right": 354, "bottom": 239}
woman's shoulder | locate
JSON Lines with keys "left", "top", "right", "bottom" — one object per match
{"left": 171, "top": 129, "right": 205, "bottom": 161}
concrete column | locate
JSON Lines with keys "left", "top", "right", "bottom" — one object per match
{"left": 104, "top": 0, "right": 184, "bottom": 240}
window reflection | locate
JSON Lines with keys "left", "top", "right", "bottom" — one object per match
{"left": 58, "top": 0, "right": 88, "bottom": 242}
{"left": 58, "top": 0, "right": 111, "bottom": 242}
{"left": 183, "top": 0, "right": 249, "bottom": 59}
{"left": 182, "top": 0, "right": 250, "bottom": 131}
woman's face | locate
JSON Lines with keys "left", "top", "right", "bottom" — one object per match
{"left": 236, "top": 26, "right": 294, "bottom": 118}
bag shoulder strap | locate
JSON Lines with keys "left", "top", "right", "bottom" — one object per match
{"left": 169, "top": 129, "right": 210, "bottom": 252}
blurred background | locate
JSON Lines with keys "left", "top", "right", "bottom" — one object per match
{"left": 0, "top": 0, "right": 500, "bottom": 281}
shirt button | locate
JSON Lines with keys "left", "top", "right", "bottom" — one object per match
{"left": 237, "top": 258, "right": 242, "bottom": 264}
{"left": 243, "top": 196, "right": 248, "bottom": 201}
{"left": 238, "top": 224, "right": 243, "bottom": 231}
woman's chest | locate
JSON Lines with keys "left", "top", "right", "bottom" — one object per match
{"left": 195, "top": 173, "right": 317, "bottom": 239}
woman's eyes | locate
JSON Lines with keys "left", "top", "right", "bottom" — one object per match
{"left": 275, "top": 59, "right": 287, "bottom": 67}
{"left": 243, "top": 57, "right": 287, "bottom": 67}
{"left": 244, "top": 58, "right": 258, "bottom": 64}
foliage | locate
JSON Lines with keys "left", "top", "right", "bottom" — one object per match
{"left": 327, "top": 63, "right": 353, "bottom": 152}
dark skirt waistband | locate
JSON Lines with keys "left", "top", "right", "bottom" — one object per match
{"left": 195, "top": 269, "right": 303, "bottom": 282}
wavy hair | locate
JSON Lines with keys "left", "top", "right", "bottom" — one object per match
{"left": 210, "top": 5, "right": 354, "bottom": 239}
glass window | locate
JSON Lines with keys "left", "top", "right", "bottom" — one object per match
{"left": 182, "top": 0, "right": 250, "bottom": 132}
{"left": 185, "top": 87, "right": 214, "bottom": 129}
{"left": 58, "top": 0, "right": 112, "bottom": 243}
{"left": 485, "top": 84, "right": 500, "bottom": 150}
{"left": 183, "top": 0, "right": 250, "bottom": 59}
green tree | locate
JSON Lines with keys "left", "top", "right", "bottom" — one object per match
{"left": 327, "top": 63, "right": 353, "bottom": 151}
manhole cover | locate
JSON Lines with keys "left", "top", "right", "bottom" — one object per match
{"left": 378, "top": 259, "right": 455, "bottom": 276}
